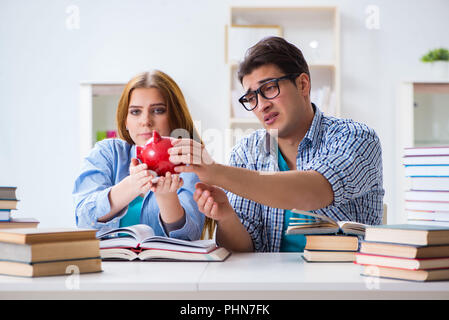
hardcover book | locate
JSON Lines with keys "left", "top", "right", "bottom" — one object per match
{"left": 364, "top": 224, "right": 449, "bottom": 245}
{"left": 360, "top": 264, "right": 449, "bottom": 282}
{"left": 0, "top": 227, "right": 96, "bottom": 244}
{"left": 360, "top": 241, "right": 449, "bottom": 259}
{"left": 98, "top": 224, "right": 230, "bottom": 262}
{"left": 355, "top": 252, "right": 449, "bottom": 270}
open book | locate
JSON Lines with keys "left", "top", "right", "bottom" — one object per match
{"left": 97, "top": 224, "right": 230, "bottom": 262}
{"left": 286, "top": 209, "right": 367, "bottom": 236}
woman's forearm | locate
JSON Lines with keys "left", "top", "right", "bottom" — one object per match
{"left": 156, "top": 193, "right": 185, "bottom": 224}
{"left": 98, "top": 177, "right": 137, "bottom": 223}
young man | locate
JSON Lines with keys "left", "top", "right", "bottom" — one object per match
{"left": 169, "top": 37, "right": 384, "bottom": 252}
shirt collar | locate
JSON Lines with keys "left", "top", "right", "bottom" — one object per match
{"left": 130, "top": 143, "right": 137, "bottom": 160}
{"left": 301, "top": 103, "right": 322, "bottom": 149}
{"left": 263, "top": 103, "right": 322, "bottom": 158}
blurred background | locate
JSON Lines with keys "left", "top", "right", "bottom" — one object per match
{"left": 1, "top": 0, "right": 448, "bottom": 228}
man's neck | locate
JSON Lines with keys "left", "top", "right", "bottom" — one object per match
{"left": 276, "top": 102, "right": 315, "bottom": 170}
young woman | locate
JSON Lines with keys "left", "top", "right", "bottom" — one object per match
{"left": 73, "top": 70, "right": 215, "bottom": 240}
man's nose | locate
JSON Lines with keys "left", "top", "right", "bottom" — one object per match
{"left": 255, "top": 94, "right": 272, "bottom": 113}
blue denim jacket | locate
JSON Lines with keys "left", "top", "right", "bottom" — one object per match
{"left": 72, "top": 138, "right": 204, "bottom": 240}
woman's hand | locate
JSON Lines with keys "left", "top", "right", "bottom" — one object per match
{"left": 150, "top": 171, "right": 184, "bottom": 195}
{"left": 152, "top": 171, "right": 185, "bottom": 225}
{"left": 101, "top": 158, "right": 155, "bottom": 222}
{"left": 128, "top": 158, "right": 155, "bottom": 197}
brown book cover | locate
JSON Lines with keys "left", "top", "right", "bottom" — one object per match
{"left": 0, "top": 218, "right": 39, "bottom": 229}
{"left": 0, "top": 239, "right": 100, "bottom": 263}
{"left": 305, "top": 235, "right": 359, "bottom": 251}
{"left": 0, "top": 257, "right": 102, "bottom": 277}
{"left": 0, "top": 227, "right": 97, "bottom": 244}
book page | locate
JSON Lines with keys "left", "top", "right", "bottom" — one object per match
{"left": 140, "top": 240, "right": 217, "bottom": 253}
{"left": 99, "top": 236, "right": 139, "bottom": 249}
{"left": 291, "top": 209, "right": 337, "bottom": 226}
{"left": 97, "top": 224, "right": 155, "bottom": 242}
{"left": 141, "top": 237, "right": 216, "bottom": 249}
{"left": 337, "top": 221, "right": 368, "bottom": 229}
{"left": 337, "top": 221, "right": 367, "bottom": 236}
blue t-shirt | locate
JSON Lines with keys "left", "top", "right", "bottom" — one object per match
{"left": 119, "top": 196, "right": 144, "bottom": 228}
{"left": 278, "top": 149, "right": 307, "bottom": 252}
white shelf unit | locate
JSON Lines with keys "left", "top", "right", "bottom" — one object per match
{"left": 79, "top": 82, "right": 125, "bottom": 160}
{"left": 225, "top": 5, "right": 340, "bottom": 157}
{"left": 395, "top": 81, "right": 449, "bottom": 224}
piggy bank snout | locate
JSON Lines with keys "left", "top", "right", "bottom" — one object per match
{"left": 137, "top": 131, "right": 178, "bottom": 176}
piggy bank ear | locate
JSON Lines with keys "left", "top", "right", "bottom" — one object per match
{"left": 152, "top": 130, "right": 161, "bottom": 143}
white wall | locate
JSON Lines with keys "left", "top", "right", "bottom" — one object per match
{"left": 0, "top": 0, "right": 448, "bottom": 228}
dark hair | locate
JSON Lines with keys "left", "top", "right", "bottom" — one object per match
{"left": 238, "top": 36, "right": 310, "bottom": 85}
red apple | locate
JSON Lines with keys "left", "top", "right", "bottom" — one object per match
{"left": 136, "top": 130, "right": 179, "bottom": 176}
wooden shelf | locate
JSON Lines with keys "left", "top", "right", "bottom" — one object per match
{"left": 79, "top": 82, "right": 125, "bottom": 160}
{"left": 225, "top": 5, "right": 340, "bottom": 157}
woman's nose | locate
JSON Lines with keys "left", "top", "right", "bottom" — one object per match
{"left": 140, "top": 110, "right": 153, "bottom": 126}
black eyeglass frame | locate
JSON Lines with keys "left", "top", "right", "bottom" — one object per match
{"left": 238, "top": 73, "right": 300, "bottom": 111}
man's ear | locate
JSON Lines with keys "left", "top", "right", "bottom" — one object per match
{"left": 296, "top": 73, "right": 311, "bottom": 97}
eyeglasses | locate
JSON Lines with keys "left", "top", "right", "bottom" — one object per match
{"left": 238, "top": 73, "right": 300, "bottom": 111}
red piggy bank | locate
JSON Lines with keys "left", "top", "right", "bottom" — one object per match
{"left": 136, "top": 130, "right": 178, "bottom": 176}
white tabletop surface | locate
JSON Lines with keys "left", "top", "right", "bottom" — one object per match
{"left": 0, "top": 253, "right": 448, "bottom": 299}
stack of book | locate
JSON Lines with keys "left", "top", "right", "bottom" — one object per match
{"left": 303, "top": 235, "right": 359, "bottom": 262}
{"left": 0, "top": 186, "right": 39, "bottom": 229}
{"left": 0, "top": 228, "right": 102, "bottom": 277}
{"left": 286, "top": 209, "right": 366, "bottom": 262}
{"left": 356, "top": 224, "right": 449, "bottom": 281}
{"left": 403, "top": 146, "right": 449, "bottom": 227}
{"left": 0, "top": 186, "right": 18, "bottom": 222}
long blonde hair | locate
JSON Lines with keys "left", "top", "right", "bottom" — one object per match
{"left": 116, "top": 70, "right": 216, "bottom": 239}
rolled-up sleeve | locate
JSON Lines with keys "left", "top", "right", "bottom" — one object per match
{"left": 73, "top": 141, "right": 124, "bottom": 230}
{"left": 305, "top": 122, "right": 383, "bottom": 207}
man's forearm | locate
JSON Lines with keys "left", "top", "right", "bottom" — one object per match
{"left": 215, "top": 207, "right": 254, "bottom": 252}
{"left": 211, "top": 164, "right": 333, "bottom": 211}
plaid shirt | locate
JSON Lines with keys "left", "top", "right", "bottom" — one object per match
{"left": 226, "top": 105, "right": 384, "bottom": 252}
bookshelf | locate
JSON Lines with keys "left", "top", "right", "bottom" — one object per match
{"left": 225, "top": 5, "right": 340, "bottom": 157}
{"left": 396, "top": 81, "right": 449, "bottom": 223}
{"left": 79, "top": 82, "right": 125, "bottom": 159}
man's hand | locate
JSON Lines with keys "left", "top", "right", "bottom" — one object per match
{"left": 193, "top": 182, "right": 234, "bottom": 222}
{"left": 168, "top": 139, "right": 216, "bottom": 184}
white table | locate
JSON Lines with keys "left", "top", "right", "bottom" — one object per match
{"left": 0, "top": 253, "right": 448, "bottom": 299}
